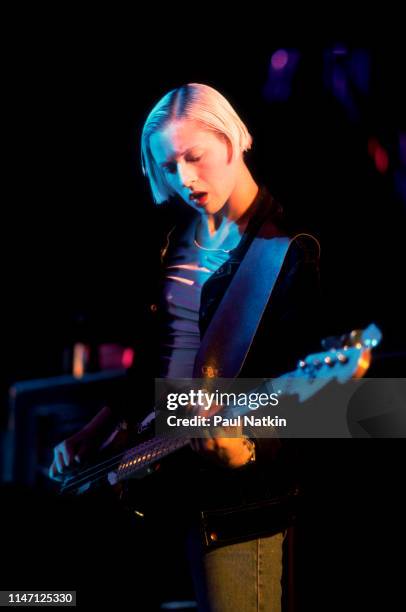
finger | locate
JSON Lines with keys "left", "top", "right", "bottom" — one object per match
{"left": 48, "top": 462, "right": 63, "bottom": 482}
{"left": 205, "top": 438, "right": 216, "bottom": 452}
{"left": 48, "top": 462, "right": 56, "bottom": 480}
{"left": 190, "top": 437, "right": 216, "bottom": 454}
{"left": 60, "top": 443, "right": 72, "bottom": 467}
{"left": 54, "top": 450, "right": 65, "bottom": 474}
{"left": 190, "top": 438, "right": 205, "bottom": 453}
{"left": 198, "top": 438, "right": 216, "bottom": 453}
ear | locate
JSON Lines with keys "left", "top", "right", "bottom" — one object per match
{"left": 226, "top": 138, "right": 243, "bottom": 166}
{"left": 226, "top": 138, "right": 234, "bottom": 164}
{"left": 215, "top": 132, "right": 236, "bottom": 164}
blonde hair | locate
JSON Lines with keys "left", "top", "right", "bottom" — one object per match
{"left": 141, "top": 83, "right": 253, "bottom": 203}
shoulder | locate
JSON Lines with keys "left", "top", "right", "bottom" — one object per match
{"left": 278, "top": 235, "right": 320, "bottom": 289}
{"left": 289, "top": 233, "right": 320, "bottom": 265}
{"left": 256, "top": 186, "right": 320, "bottom": 260}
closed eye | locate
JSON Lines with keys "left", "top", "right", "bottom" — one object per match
{"left": 162, "top": 155, "right": 202, "bottom": 174}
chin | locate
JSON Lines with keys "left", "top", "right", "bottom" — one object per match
{"left": 203, "top": 206, "right": 220, "bottom": 216}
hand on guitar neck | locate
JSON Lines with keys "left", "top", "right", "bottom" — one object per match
{"left": 48, "top": 406, "right": 120, "bottom": 482}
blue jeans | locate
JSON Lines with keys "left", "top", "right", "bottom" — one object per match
{"left": 186, "top": 529, "right": 285, "bottom": 612}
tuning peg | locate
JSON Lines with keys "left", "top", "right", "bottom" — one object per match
{"left": 298, "top": 359, "right": 307, "bottom": 369}
{"left": 337, "top": 352, "right": 349, "bottom": 364}
{"left": 350, "top": 329, "right": 362, "bottom": 342}
{"left": 324, "top": 355, "right": 335, "bottom": 366}
{"left": 363, "top": 337, "right": 379, "bottom": 348}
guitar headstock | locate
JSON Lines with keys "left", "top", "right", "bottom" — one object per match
{"left": 320, "top": 323, "right": 382, "bottom": 353}
{"left": 277, "top": 323, "right": 382, "bottom": 402}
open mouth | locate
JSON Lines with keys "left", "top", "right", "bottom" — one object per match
{"left": 189, "top": 191, "right": 208, "bottom": 205}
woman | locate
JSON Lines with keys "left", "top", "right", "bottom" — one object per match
{"left": 50, "top": 83, "right": 321, "bottom": 610}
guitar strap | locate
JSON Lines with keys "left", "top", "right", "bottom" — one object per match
{"left": 193, "top": 220, "right": 319, "bottom": 380}
{"left": 192, "top": 221, "right": 318, "bottom": 549}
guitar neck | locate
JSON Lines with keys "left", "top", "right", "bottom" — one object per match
{"left": 116, "top": 340, "right": 375, "bottom": 483}
{"left": 116, "top": 434, "right": 190, "bottom": 482}
{"left": 61, "top": 323, "right": 381, "bottom": 495}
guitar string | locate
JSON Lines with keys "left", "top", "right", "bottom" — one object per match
{"left": 61, "top": 401, "right": 267, "bottom": 492}
{"left": 63, "top": 435, "right": 165, "bottom": 482}
{"left": 61, "top": 436, "right": 182, "bottom": 490}
{"left": 61, "top": 442, "right": 182, "bottom": 492}
{"left": 60, "top": 435, "right": 174, "bottom": 489}
{"left": 60, "top": 374, "right": 313, "bottom": 492}
{"left": 61, "top": 394, "right": 280, "bottom": 492}
{"left": 62, "top": 437, "right": 189, "bottom": 492}
{"left": 60, "top": 397, "right": 265, "bottom": 491}
{"left": 60, "top": 370, "right": 345, "bottom": 492}
{"left": 63, "top": 439, "right": 189, "bottom": 492}
{"left": 58, "top": 339, "right": 372, "bottom": 492}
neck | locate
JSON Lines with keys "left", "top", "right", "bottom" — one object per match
{"left": 206, "top": 163, "right": 259, "bottom": 236}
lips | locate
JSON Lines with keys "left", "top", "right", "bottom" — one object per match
{"left": 189, "top": 191, "right": 208, "bottom": 205}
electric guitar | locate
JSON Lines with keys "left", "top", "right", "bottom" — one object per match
{"left": 59, "top": 323, "right": 382, "bottom": 497}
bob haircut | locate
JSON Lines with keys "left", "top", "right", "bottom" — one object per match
{"left": 141, "top": 83, "right": 253, "bottom": 204}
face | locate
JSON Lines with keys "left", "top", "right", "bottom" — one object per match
{"left": 149, "top": 119, "right": 241, "bottom": 214}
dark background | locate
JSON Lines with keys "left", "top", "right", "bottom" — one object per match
{"left": 2, "top": 27, "right": 406, "bottom": 610}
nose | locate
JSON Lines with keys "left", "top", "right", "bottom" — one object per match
{"left": 177, "top": 162, "right": 197, "bottom": 188}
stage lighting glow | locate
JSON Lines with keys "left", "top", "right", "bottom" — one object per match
{"left": 122, "top": 347, "right": 135, "bottom": 368}
{"left": 368, "top": 137, "right": 379, "bottom": 157}
{"left": 374, "top": 146, "right": 389, "bottom": 174}
{"left": 271, "top": 49, "right": 289, "bottom": 70}
{"left": 333, "top": 44, "right": 347, "bottom": 55}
